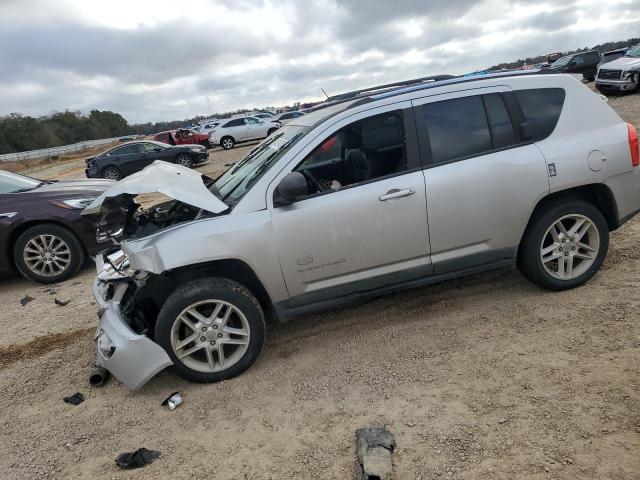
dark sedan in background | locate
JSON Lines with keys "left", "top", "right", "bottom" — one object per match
{"left": 85, "top": 140, "right": 209, "bottom": 180}
{"left": 0, "top": 170, "right": 122, "bottom": 283}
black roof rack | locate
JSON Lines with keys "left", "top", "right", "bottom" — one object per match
{"left": 325, "top": 75, "right": 456, "bottom": 102}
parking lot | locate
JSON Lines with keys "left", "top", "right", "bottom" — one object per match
{"left": 1, "top": 86, "right": 639, "bottom": 479}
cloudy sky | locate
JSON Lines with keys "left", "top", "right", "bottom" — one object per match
{"left": 1, "top": 0, "right": 638, "bottom": 123}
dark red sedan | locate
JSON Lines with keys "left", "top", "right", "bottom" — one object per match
{"left": 0, "top": 170, "right": 122, "bottom": 283}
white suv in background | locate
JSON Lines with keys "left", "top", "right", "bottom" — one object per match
{"left": 209, "top": 116, "right": 279, "bottom": 149}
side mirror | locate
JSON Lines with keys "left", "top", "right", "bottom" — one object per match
{"left": 518, "top": 122, "right": 533, "bottom": 141}
{"left": 274, "top": 172, "right": 308, "bottom": 206}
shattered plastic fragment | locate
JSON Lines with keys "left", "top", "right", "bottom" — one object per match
{"left": 115, "top": 448, "right": 161, "bottom": 469}
{"left": 161, "top": 391, "right": 182, "bottom": 410}
{"left": 63, "top": 392, "right": 85, "bottom": 406}
{"left": 54, "top": 298, "right": 70, "bottom": 306}
{"left": 20, "top": 295, "right": 34, "bottom": 306}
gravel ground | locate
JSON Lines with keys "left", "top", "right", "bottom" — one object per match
{"left": 0, "top": 85, "right": 639, "bottom": 479}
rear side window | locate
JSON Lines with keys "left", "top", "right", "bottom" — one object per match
{"left": 514, "top": 88, "right": 565, "bottom": 141}
{"left": 483, "top": 94, "right": 518, "bottom": 149}
{"left": 223, "top": 119, "right": 244, "bottom": 128}
{"left": 417, "top": 96, "right": 492, "bottom": 164}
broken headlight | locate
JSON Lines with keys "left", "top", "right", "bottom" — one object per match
{"left": 97, "top": 250, "right": 134, "bottom": 282}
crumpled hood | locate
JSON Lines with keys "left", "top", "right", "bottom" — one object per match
{"left": 600, "top": 56, "right": 640, "bottom": 70}
{"left": 82, "top": 160, "right": 228, "bottom": 216}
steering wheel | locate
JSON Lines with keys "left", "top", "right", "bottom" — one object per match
{"left": 300, "top": 169, "right": 328, "bottom": 193}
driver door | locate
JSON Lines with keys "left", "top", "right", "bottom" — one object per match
{"left": 270, "top": 103, "right": 431, "bottom": 306}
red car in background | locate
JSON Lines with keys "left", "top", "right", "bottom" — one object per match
{"left": 154, "top": 129, "right": 211, "bottom": 149}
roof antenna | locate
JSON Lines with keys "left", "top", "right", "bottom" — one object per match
{"left": 320, "top": 88, "right": 329, "bottom": 100}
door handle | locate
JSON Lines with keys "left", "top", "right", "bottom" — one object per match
{"left": 379, "top": 188, "right": 415, "bottom": 201}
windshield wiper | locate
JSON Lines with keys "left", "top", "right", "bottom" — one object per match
{"left": 223, "top": 132, "right": 304, "bottom": 201}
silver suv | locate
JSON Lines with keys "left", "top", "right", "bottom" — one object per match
{"left": 596, "top": 43, "right": 640, "bottom": 94}
{"left": 86, "top": 72, "right": 640, "bottom": 390}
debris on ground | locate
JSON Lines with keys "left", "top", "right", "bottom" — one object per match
{"left": 161, "top": 392, "right": 182, "bottom": 410}
{"left": 63, "top": 392, "right": 85, "bottom": 406}
{"left": 356, "top": 427, "right": 395, "bottom": 480}
{"left": 54, "top": 298, "right": 70, "bottom": 306}
{"left": 89, "top": 366, "right": 110, "bottom": 387}
{"left": 115, "top": 448, "right": 161, "bottom": 469}
{"left": 20, "top": 295, "right": 34, "bottom": 306}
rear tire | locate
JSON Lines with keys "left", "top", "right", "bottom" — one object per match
{"left": 221, "top": 136, "right": 235, "bottom": 150}
{"left": 155, "top": 277, "right": 266, "bottom": 383}
{"left": 13, "top": 224, "right": 85, "bottom": 284}
{"left": 102, "top": 166, "right": 122, "bottom": 181}
{"left": 518, "top": 200, "right": 608, "bottom": 291}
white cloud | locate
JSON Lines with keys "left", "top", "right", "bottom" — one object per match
{"left": 0, "top": 0, "right": 638, "bottom": 123}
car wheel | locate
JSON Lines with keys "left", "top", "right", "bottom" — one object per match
{"left": 582, "top": 74, "right": 595, "bottom": 82}
{"left": 518, "top": 200, "right": 608, "bottom": 291}
{"left": 102, "top": 166, "right": 122, "bottom": 181}
{"left": 155, "top": 277, "right": 266, "bottom": 383}
{"left": 13, "top": 224, "right": 85, "bottom": 284}
{"left": 175, "top": 153, "right": 194, "bottom": 168}
{"left": 267, "top": 128, "right": 277, "bottom": 136}
{"left": 221, "top": 136, "right": 235, "bottom": 150}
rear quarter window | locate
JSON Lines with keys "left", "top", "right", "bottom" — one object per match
{"left": 514, "top": 88, "right": 565, "bottom": 141}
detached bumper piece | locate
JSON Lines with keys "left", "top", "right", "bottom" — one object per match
{"left": 93, "top": 278, "right": 172, "bottom": 390}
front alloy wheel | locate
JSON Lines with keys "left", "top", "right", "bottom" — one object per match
{"left": 14, "top": 224, "right": 85, "bottom": 284}
{"left": 170, "top": 300, "right": 251, "bottom": 373}
{"left": 156, "top": 277, "right": 265, "bottom": 383}
{"left": 176, "top": 153, "right": 193, "bottom": 168}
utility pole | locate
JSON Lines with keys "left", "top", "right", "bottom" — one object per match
{"left": 206, "top": 96, "right": 212, "bottom": 116}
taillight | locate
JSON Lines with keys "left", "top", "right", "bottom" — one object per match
{"left": 628, "top": 123, "right": 639, "bottom": 167}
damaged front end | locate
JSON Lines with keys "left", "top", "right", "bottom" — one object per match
{"left": 86, "top": 162, "right": 230, "bottom": 389}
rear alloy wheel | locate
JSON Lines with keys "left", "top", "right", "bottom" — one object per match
{"left": 519, "top": 200, "right": 608, "bottom": 290}
{"left": 156, "top": 278, "right": 265, "bottom": 383}
{"left": 14, "top": 224, "right": 84, "bottom": 284}
{"left": 102, "top": 166, "right": 122, "bottom": 181}
{"left": 175, "top": 153, "right": 194, "bottom": 168}
{"left": 221, "top": 136, "right": 235, "bottom": 150}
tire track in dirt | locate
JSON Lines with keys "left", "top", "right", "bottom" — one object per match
{"left": 0, "top": 327, "right": 93, "bottom": 368}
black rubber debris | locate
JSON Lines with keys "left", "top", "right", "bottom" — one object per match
{"left": 54, "top": 298, "right": 70, "bottom": 306}
{"left": 20, "top": 295, "right": 34, "bottom": 306}
{"left": 63, "top": 392, "right": 85, "bottom": 406}
{"left": 115, "top": 448, "right": 161, "bottom": 469}
{"left": 356, "top": 427, "right": 395, "bottom": 480}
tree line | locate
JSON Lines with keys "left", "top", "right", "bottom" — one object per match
{"left": 0, "top": 110, "right": 131, "bottom": 154}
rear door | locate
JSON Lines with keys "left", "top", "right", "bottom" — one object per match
{"left": 412, "top": 87, "right": 549, "bottom": 273}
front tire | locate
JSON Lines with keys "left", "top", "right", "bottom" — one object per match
{"left": 102, "top": 166, "right": 122, "bottom": 181}
{"left": 13, "top": 224, "right": 85, "bottom": 284}
{"left": 155, "top": 278, "right": 266, "bottom": 383}
{"left": 220, "top": 136, "right": 235, "bottom": 150}
{"left": 175, "top": 153, "right": 194, "bottom": 168}
{"left": 518, "top": 200, "right": 608, "bottom": 291}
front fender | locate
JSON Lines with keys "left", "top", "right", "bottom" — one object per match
{"left": 122, "top": 210, "right": 289, "bottom": 304}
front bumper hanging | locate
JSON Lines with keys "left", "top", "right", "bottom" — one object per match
{"left": 93, "top": 278, "right": 172, "bottom": 390}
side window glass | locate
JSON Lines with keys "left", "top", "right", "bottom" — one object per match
{"left": 574, "top": 54, "right": 585, "bottom": 65}
{"left": 417, "top": 96, "right": 492, "bottom": 164}
{"left": 514, "top": 88, "right": 565, "bottom": 141}
{"left": 294, "top": 111, "right": 407, "bottom": 195}
{"left": 483, "top": 94, "right": 518, "bottom": 149}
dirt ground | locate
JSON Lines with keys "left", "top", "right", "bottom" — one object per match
{"left": 1, "top": 85, "right": 639, "bottom": 479}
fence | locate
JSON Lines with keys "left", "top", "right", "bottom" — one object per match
{"left": 0, "top": 136, "right": 137, "bottom": 163}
